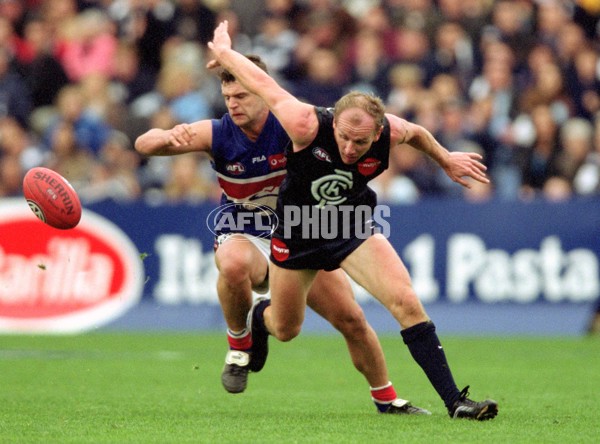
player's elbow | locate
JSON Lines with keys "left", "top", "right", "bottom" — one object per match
{"left": 134, "top": 130, "right": 167, "bottom": 156}
{"left": 134, "top": 135, "right": 153, "bottom": 156}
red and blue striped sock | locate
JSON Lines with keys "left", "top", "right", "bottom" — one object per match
{"left": 371, "top": 382, "right": 397, "bottom": 412}
{"left": 227, "top": 329, "right": 252, "bottom": 351}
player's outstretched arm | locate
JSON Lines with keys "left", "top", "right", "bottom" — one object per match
{"left": 135, "top": 121, "right": 212, "bottom": 156}
{"left": 208, "top": 20, "right": 317, "bottom": 150}
{"left": 386, "top": 113, "right": 489, "bottom": 189}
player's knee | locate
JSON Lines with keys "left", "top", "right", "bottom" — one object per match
{"left": 270, "top": 322, "right": 301, "bottom": 342}
{"left": 331, "top": 307, "right": 368, "bottom": 341}
{"left": 389, "top": 290, "right": 427, "bottom": 324}
{"left": 216, "top": 253, "right": 251, "bottom": 285}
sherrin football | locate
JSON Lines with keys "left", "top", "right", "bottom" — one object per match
{"left": 23, "top": 167, "right": 82, "bottom": 229}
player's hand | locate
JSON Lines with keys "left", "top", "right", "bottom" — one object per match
{"left": 168, "top": 124, "right": 196, "bottom": 147}
{"left": 444, "top": 152, "right": 489, "bottom": 188}
{"left": 208, "top": 21, "right": 232, "bottom": 59}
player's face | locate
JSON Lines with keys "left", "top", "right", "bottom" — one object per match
{"left": 222, "top": 81, "right": 267, "bottom": 127}
{"left": 333, "top": 109, "right": 382, "bottom": 164}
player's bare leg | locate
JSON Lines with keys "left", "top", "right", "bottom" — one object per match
{"left": 214, "top": 235, "right": 268, "bottom": 393}
{"left": 308, "top": 270, "right": 387, "bottom": 387}
{"left": 342, "top": 234, "right": 498, "bottom": 420}
{"left": 264, "top": 265, "right": 316, "bottom": 341}
{"left": 247, "top": 265, "right": 430, "bottom": 414}
{"left": 307, "top": 270, "right": 430, "bottom": 414}
{"left": 244, "top": 264, "right": 315, "bottom": 375}
{"left": 341, "top": 234, "right": 427, "bottom": 329}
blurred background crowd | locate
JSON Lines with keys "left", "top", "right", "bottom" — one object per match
{"left": 0, "top": 0, "right": 599, "bottom": 205}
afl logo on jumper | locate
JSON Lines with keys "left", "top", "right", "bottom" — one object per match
{"left": 312, "top": 147, "right": 332, "bottom": 163}
{"left": 271, "top": 238, "right": 290, "bottom": 261}
{"left": 358, "top": 158, "right": 381, "bottom": 176}
{"left": 226, "top": 162, "right": 246, "bottom": 175}
{"left": 311, "top": 169, "right": 353, "bottom": 207}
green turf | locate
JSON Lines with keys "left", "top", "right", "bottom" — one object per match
{"left": 1, "top": 333, "right": 598, "bottom": 443}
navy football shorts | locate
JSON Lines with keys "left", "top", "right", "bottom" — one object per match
{"left": 269, "top": 231, "right": 367, "bottom": 271}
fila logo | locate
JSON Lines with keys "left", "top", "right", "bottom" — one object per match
{"left": 252, "top": 155, "right": 267, "bottom": 163}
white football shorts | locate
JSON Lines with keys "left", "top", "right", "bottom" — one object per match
{"left": 215, "top": 233, "right": 270, "bottom": 294}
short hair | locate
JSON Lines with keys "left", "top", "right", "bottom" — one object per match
{"left": 219, "top": 55, "right": 268, "bottom": 84}
{"left": 333, "top": 91, "right": 386, "bottom": 128}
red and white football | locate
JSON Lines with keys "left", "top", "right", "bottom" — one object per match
{"left": 23, "top": 167, "right": 82, "bottom": 229}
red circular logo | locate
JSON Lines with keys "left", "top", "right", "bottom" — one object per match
{"left": 271, "top": 238, "right": 290, "bottom": 262}
{"left": 357, "top": 158, "right": 381, "bottom": 176}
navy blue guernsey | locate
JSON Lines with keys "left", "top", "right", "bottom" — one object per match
{"left": 271, "top": 107, "right": 391, "bottom": 270}
{"left": 210, "top": 112, "right": 288, "bottom": 237}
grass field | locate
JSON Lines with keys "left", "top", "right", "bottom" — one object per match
{"left": 1, "top": 332, "right": 598, "bottom": 443}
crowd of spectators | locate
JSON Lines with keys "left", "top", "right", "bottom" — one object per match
{"left": 0, "top": 0, "right": 599, "bottom": 205}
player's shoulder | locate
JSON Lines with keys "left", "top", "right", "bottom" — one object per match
{"left": 315, "top": 107, "right": 334, "bottom": 123}
{"left": 384, "top": 113, "right": 411, "bottom": 145}
{"left": 211, "top": 114, "right": 238, "bottom": 143}
{"left": 182, "top": 119, "right": 213, "bottom": 152}
{"left": 211, "top": 113, "right": 231, "bottom": 131}
{"left": 265, "top": 111, "right": 288, "bottom": 134}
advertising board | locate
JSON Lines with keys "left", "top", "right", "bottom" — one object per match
{"left": 1, "top": 197, "right": 598, "bottom": 333}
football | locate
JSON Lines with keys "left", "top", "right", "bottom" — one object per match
{"left": 23, "top": 167, "right": 82, "bottom": 229}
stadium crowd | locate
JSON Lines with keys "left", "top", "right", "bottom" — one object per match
{"left": 0, "top": 0, "right": 599, "bottom": 204}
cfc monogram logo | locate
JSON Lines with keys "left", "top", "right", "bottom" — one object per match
{"left": 311, "top": 169, "right": 353, "bottom": 207}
